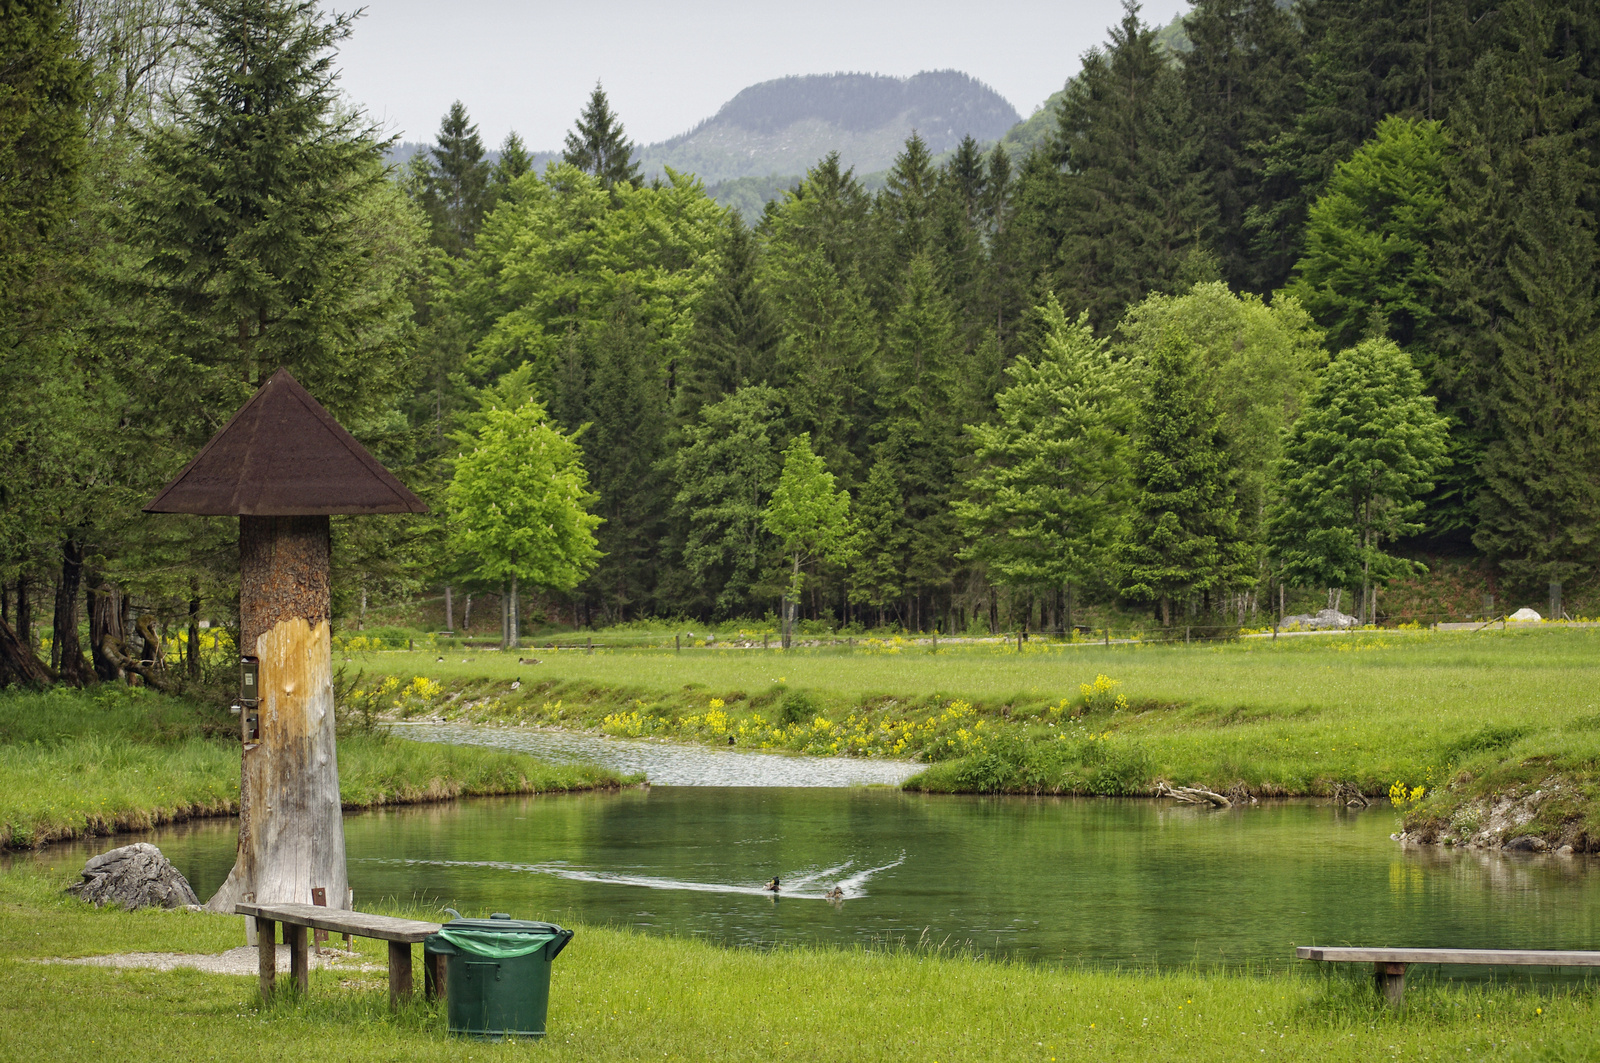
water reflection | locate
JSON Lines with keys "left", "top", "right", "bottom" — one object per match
{"left": 23, "top": 788, "right": 1600, "bottom": 968}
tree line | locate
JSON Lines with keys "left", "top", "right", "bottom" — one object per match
{"left": 1, "top": 0, "right": 1597, "bottom": 683}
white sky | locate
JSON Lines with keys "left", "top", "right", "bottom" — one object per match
{"left": 331, "top": 0, "right": 1193, "bottom": 150}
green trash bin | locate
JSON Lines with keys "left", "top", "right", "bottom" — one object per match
{"left": 425, "top": 913, "right": 574, "bottom": 1040}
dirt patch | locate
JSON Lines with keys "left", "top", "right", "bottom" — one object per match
{"left": 37, "top": 944, "right": 383, "bottom": 976}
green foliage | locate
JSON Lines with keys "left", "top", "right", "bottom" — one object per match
{"left": 1118, "top": 332, "right": 1249, "bottom": 623}
{"left": 1051, "top": 3, "right": 1211, "bottom": 330}
{"left": 1288, "top": 116, "right": 1449, "bottom": 352}
{"left": 763, "top": 433, "right": 853, "bottom": 603}
{"left": 1116, "top": 281, "right": 1325, "bottom": 553}
{"left": 675, "top": 216, "right": 779, "bottom": 421}
{"left": 562, "top": 81, "right": 641, "bottom": 190}
{"left": 445, "top": 398, "right": 601, "bottom": 592}
{"left": 671, "top": 386, "right": 783, "bottom": 617}
{"left": 1269, "top": 339, "right": 1449, "bottom": 598}
{"left": 956, "top": 296, "right": 1133, "bottom": 593}
{"left": 414, "top": 100, "right": 491, "bottom": 256}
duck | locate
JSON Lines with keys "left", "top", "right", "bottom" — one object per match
{"left": 762, "top": 877, "right": 780, "bottom": 893}
{"left": 825, "top": 886, "right": 844, "bottom": 901}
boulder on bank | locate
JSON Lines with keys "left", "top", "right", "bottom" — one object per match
{"left": 1280, "top": 608, "right": 1358, "bottom": 630}
{"left": 66, "top": 843, "right": 199, "bottom": 910}
{"left": 1508, "top": 607, "right": 1542, "bottom": 622}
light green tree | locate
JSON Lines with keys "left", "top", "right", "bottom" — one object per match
{"left": 956, "top": 297, "right": 1134, "bottom": 632}
{"left": 762, "top": 434, "right": 853, "bottom": 648}
{"left": 447, "top": 398, "right": 602, "bottom": 647}
{"left": 1268, "top": 339, "right": 1449, "bottom": 624}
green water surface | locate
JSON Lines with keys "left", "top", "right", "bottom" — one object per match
{"left": 36, "top": 788, "right": 1600, "bottom": 969}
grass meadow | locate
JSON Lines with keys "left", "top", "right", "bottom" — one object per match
{"left": 0, "top": 685, "right": 630, "bottom": 849}
{"left": 355, "top": 626, "right": 1600, "bottom": 833}
{"left": 0, "top": 860, "right": 1592, "bottom": 1063}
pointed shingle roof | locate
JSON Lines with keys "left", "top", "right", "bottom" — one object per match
{"left": 144, "top": 368, "right": 428, "bottom": 516}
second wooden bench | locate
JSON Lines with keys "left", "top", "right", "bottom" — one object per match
{"left": 1297, "top": 946, "right": 1600, "bottom": 1009}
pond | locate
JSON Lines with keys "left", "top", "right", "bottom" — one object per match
{"left": 27, "top": 729, "right": 1600, "bottom": 969}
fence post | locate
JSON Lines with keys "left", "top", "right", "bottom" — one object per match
{"left": 1185, "top": 626, "right": 1190, "bottom": 645}
{"left": 932, "top": 629, "right": 937, "bottom": 654}
{"left": 586, "top": 636, "right": 593, "bottom": 655}
{"left": 1104, "top": 626, "right": 1110, "bottom": 647}
{"left": 675, "top": 635, "right": 680, "bottom": 654}
{"left": 763, "top": 633, "right": 769, "bottom": 651}
{"left": 1016, "top": 630, "right": 1022, "bottom": 653}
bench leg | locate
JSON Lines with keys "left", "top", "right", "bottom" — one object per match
{"left": 424, "top": 950, "right": 446, "bottom": 1005}
{"left": 256, "top": 919, "right": 277, "bottom": 1001}
{"left": 389, "top": 941, "right": 414, "bottom": 1008}
{"left": 1374, "top": 962, "right": 1407, "bottom": 1010}
{"left": 287, "top": 923, "right": 309, "bottom": 993}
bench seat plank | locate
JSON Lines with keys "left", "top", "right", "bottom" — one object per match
{"left": 1298, "top": 947, "right": 1600, "bottom": 966}
{"left": 236, "top": 903, "right": 440, "bottom": 943}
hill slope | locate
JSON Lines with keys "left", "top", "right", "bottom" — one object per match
{"left": 639, "top": 70, "right": 1020, "bottom": 184}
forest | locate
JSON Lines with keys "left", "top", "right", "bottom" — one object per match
{"left": 1, "top": 0, "right": 1598, "bottom": 682}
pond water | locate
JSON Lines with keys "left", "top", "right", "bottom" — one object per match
{"left": 28, "top": 763, "right": 1600, "bottom": 969}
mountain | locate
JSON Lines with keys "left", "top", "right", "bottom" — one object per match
{"left": 638, "top": 71, "right": 1020, "bottom": 185}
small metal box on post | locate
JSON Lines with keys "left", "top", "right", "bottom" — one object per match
{"left": 144, "top": 368, "right": 427, "bottom": 921}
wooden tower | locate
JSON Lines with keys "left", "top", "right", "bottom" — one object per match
{"left": 146, "top": 368, "right": 426, "bottom": 916}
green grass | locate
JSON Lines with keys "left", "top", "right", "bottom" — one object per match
{"left": 0, "top": 860, "right": 1590, "bottom": 1062}
{"left": 356, "top": 627, "right": 1600, "bottom": 839}
{"left": 0, "top": 686, "right": 632, "bottom": 850}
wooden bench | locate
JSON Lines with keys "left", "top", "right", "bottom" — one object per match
{"left": 1297, "top": 946, "right": 1600, "bottom": 1009}
{"left": 236, "top": 902, "right": 443, "bottom": 1008}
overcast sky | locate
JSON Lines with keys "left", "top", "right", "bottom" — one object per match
{"left": 332, "top": 0, "right": 1193, "bottom": 150}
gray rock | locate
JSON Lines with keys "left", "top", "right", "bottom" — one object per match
{"left": 1280, "top": 608, "right": 1359, "bottom": 630}
{"left": 1508, "top": 607, "right": 1542, "bottom": 622}
{"left": 66, "top": 843, "right": 199, "bottom": 910}
{"left": 1503, "top": 835, "right": 1547, "bottom": 852}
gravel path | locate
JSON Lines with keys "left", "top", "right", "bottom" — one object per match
{"left": 38, "top": 944, "right": 382, "bottom": 976}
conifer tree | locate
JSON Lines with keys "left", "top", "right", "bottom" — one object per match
{"left": 877, "top": 132, "right": 938, "bottom": 269}
{"left": 1472, "top": 138, "right": 1600, "bottom": 590}
{"left": 422, "top": 100, "right": 491, "bottom": 256}
{"left": 1269, "top": 339, "right": 1448, "bottom": 623}
{"left": 1052, "top": 2, "right": 1211, "bottom": 330}
{"left": 1179, "top": 0, "right": 1304, "bottom": 292}
{"left": 562, "top": 81, "right": 640, "bottom": 190}
{"left": 130, "top": 0, "right": 415, "bottom": 428}
{"left": 1118, "top": 332, "right": 1248, "bottom": 626}
{"left": 846, "top": 459, "right": 907, "bottom": 626}
{"left": 494, "top": 131, "right": 533, "bottom": 187}
{"left": 671, "top": 386, "right": 783, "bottom": 618}
{"left": 676, "top": 216, "right": 779, "bottom": 422}
{"left": 956, "top": 297, "right": 1134, "bottom": 629}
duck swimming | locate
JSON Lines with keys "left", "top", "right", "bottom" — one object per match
{"left": 762, "top": 877, "right": 780, "bottom": 892}
{"left": 825, "top": 886, "right": 844, "bottom": 901}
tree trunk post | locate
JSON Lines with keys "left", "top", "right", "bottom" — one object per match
{"left": 1550, "top": 580, "right": 1562, "bottom": 621}
{"left": 53, "top": 538, "right": 92, "bottom": 686}
{"left": 188, "top": 580, "right": 202, "bottom": 679}
{"left": 443, "top": 584, "right": 454, "bottom": 633}
{"left": 207, "top": 515, "right": 347, "bottom": 921}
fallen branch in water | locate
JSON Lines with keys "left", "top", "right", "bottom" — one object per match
{"left": 1156, "top": 782, "right": 1231, "bottom": 808}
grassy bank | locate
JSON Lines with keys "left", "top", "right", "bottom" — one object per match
{"left": 0, "top": 861, "right": 1589, "bottom": 1062}
{"left": 351, "top": 627, "right": 1600, "bottom": 842}
{"left": 0, "top": 686, "right": 630, "bottom": 850}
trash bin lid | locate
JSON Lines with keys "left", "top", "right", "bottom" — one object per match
{"left": 443, "top": 913, "right": 565, "bottom": 934}
{"left": 431, "top": 913, "right": 574, "bottom": 960}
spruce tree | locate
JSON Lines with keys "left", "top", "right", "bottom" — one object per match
{"left": 130, "top": 0, "right": 411, "bottom": 427}
{"left": 1269, "top": 339, "right": 1448, "bottom": 622}
{"left": 562, "top": 82, "right": 640, "bottom": 190}
{"left": 494, "top": 131, "right": 534, "bottom": 187}
{"left": 847, "top": 458, "right": 907, "bottom": 626}
{"left": 422, "top": 100, "right": 491, "bottom": 256}
{"left": 1118, "top": 332, "right": 1248, "bottom": 626}
{"left": 1052, "top": 2, "right": 1211, "bottom": 331}
{"left": 671, "top": 386, "right": 783, "bottom": 618}
{"left": 877, "top": 132, "right": 938, "bottom": 268}
{"left": 675, "top": 216, "right": 779, "bottom": 422}
{"left": 956, "top": 297, "right": 1134, "bottom": 623}
{"left": 1179, "top": 0, "right": 1305, "bottom": 292}
{"left": 1472, "top": 138, "right": 1600, "bottom": 588}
